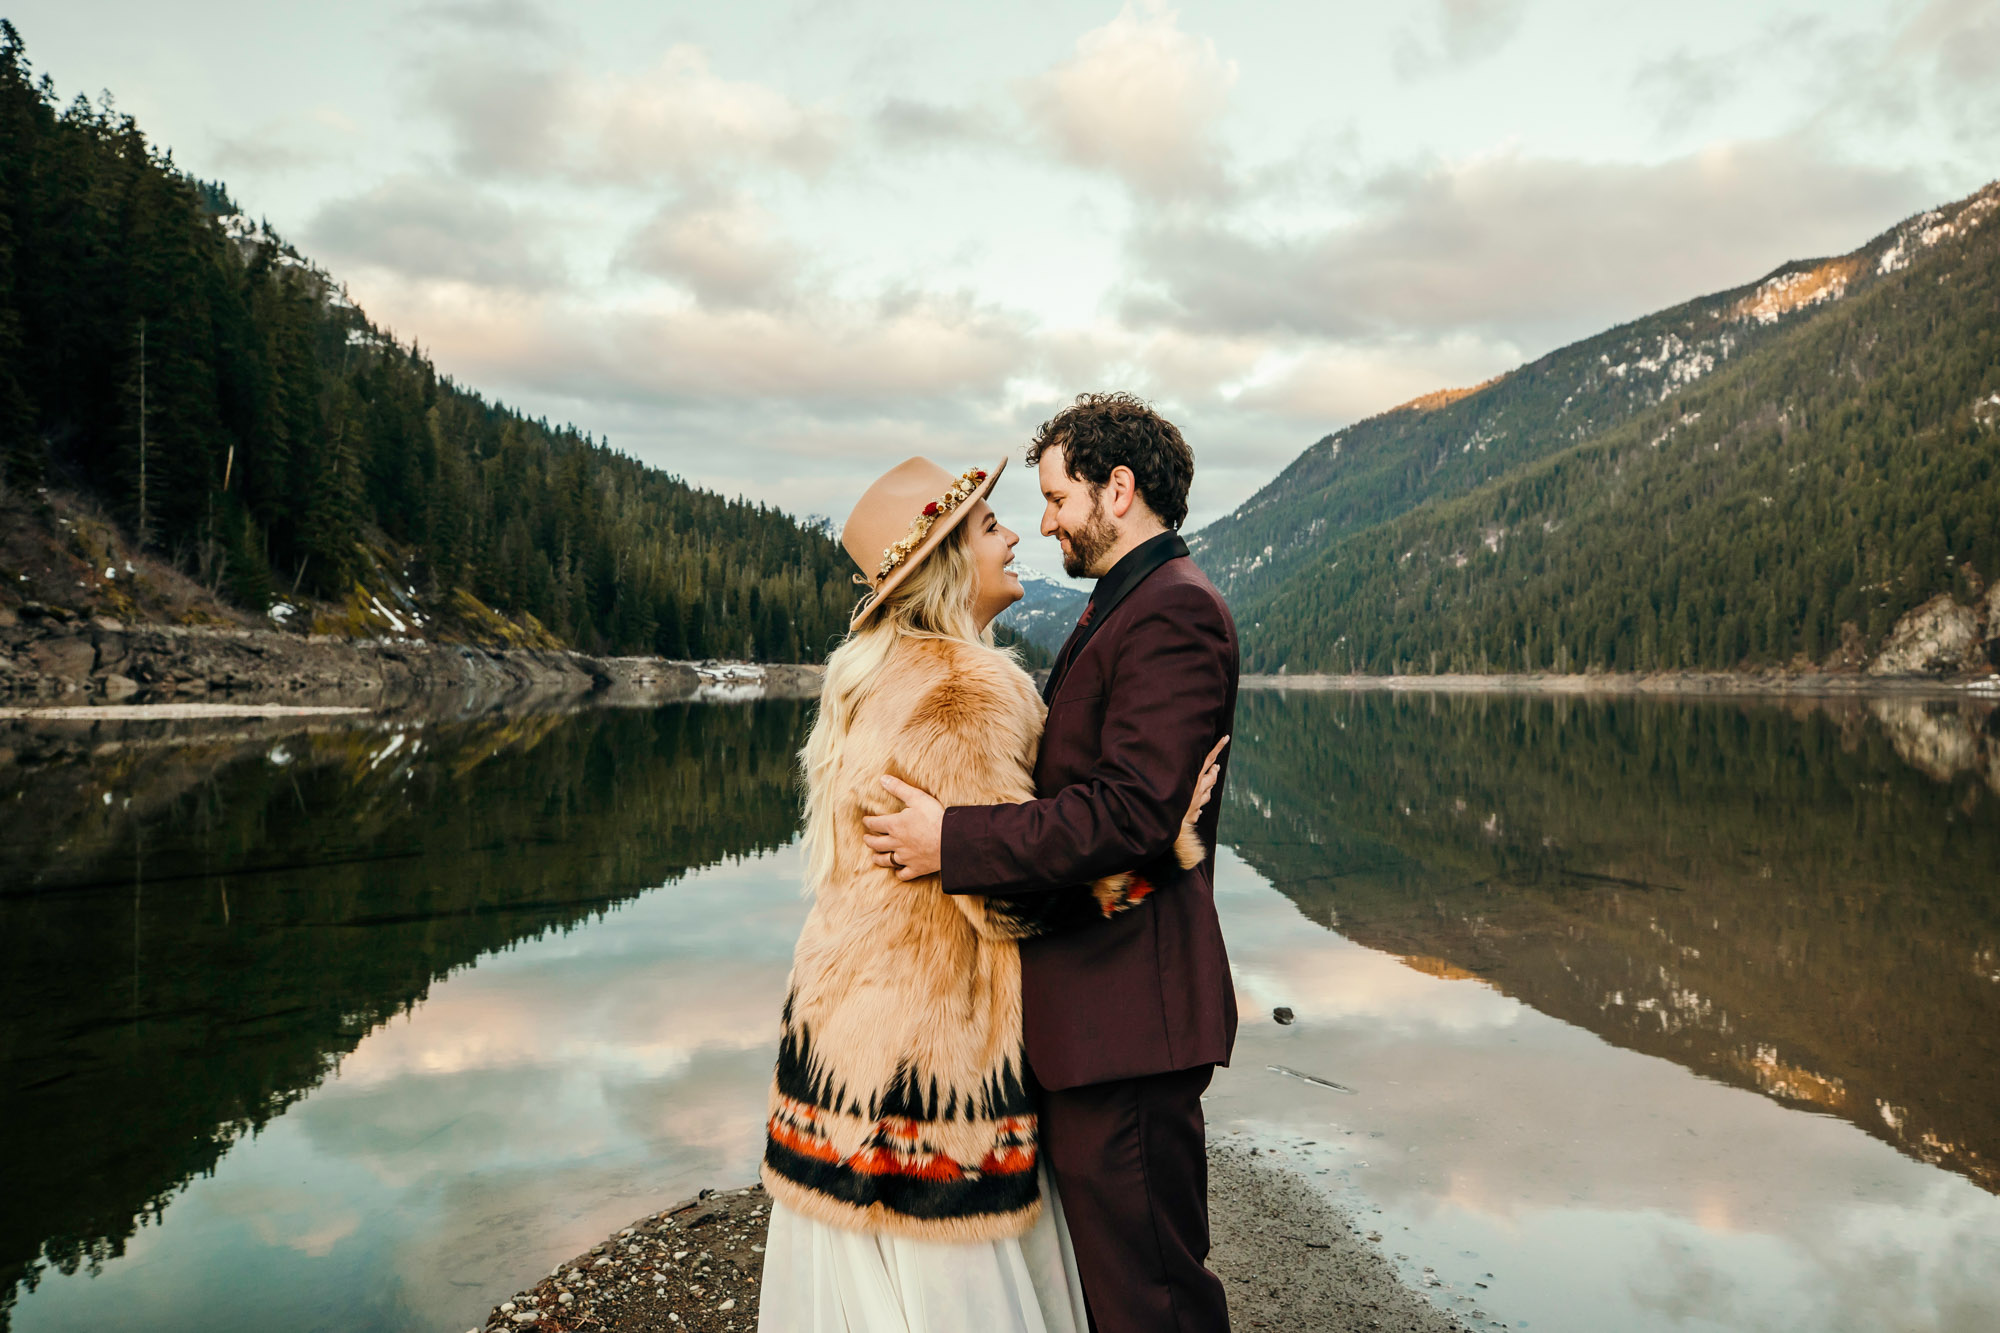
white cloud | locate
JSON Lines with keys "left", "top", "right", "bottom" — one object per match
{"left": 343, "top": 278, "right": 1033, "bottom": 411}
{"left": 421, "top": 45, "right": 842, "bottom": 186}
{"left": 616, "top": 192, "right": 801, "bottom": 308}
{"left": 1021, "top": 2, "right": 1238, "bottom": 199}
{"left": 415, "top": 0, "right": 552, "bottom": 35}
{"left": 1121, "top": 139, "right": 1933, "bottom": 349}
{"left": 114, "top": 0, "right": 1987, "bottom": 537}
{"left": 209, "top": 107, "right": 359, "bottom": 176}
{"left": 1223, "top": 335, "right": 1520, "bottom": 424}
{"left": 307, "top": 174, "right": 565, "bottom": 291}
{"left": 1634, "top": 48, "right": 1740, "bottom": 132}
{"left": 1394, "top": 0, "right": 1530, "bottom": 78}
{"left": 1861, "top": 0, "right": 2000, "bottom": 149}
{"left": 870, "top": 96, "right": 996, "bottom": 150}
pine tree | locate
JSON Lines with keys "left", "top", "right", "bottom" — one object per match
{"left": 0, "top": 26, "right": 858, "bottom": 659}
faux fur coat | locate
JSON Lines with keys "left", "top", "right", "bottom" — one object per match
{"left": 760, "top": 633, "right": 1200, "bottom": 1242}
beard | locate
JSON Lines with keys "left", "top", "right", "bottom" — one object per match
{"left": 1058, "top": 494, "right": 1117, "bottom": 578}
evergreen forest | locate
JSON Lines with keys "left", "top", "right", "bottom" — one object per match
{"left": 1195, "top": 179, "right": 2000, "bottom": 675}
{"left": 0, "top": 24, "right": 858, "bottom": 661}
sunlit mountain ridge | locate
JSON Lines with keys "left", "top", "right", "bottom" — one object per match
{"left": 1193, "top": 180, "right": 2000, "bottom": 676}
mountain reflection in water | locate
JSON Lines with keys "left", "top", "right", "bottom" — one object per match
{"left": 0, "top": 704, "right": 808, "bottom": 1329}
{"left": 4, "top": 690, "right": 1998, "bottom": 1331}
{"left": 1222, "top": 690, "right": 2000, "bottom": 1194}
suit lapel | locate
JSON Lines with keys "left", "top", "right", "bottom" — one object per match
{"left": 1040, "top": 600, "right": 1097, "bottom": 703}
{"left": 1041, "top": 533, "right": 1189, "bottom": 706}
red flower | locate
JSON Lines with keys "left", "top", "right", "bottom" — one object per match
{"left": 972, "top": 470, "right": 986, "bottom": 480}
{"left": 923, "top": 501, "right": 941, "bottom": 516}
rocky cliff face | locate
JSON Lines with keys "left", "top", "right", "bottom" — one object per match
{"left": 1869, "top": 591, "right": 1998, "bottom": 676}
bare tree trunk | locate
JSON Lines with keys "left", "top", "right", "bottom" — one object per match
{"left": 136, "top": 317, "right": 150, "bottom": 547}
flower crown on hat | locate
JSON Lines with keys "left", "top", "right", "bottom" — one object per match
{"left": 874, "top": 466, "right": 988, "bottom": 582}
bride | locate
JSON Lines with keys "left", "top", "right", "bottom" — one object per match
{"left": 756, "top": 455, "right": 1219, "bottom": 1333}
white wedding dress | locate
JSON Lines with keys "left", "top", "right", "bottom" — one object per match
{"left": 756, "top": 1168, "right": 1089, "bottom": 1333}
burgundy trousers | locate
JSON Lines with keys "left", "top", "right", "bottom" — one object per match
{"left": 1039, "top": 1064, "right": 1231, "bottom": 1333}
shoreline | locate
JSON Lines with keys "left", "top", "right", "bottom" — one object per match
{"left": 1240, "top": 668, "right": 2000, "bottom": 698}
{"left": 465, "top": 1144, "right": 1470, "bottom": 1333}
{"left": 9, "top": 608, "right": 1993, "bottom": 717}
{"left": 0, "top": 614, "right": 827, "bottom": 713}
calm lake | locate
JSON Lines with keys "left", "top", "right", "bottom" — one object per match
{"left": 3, "top": 691, "right": 1998, "bottom": 1332}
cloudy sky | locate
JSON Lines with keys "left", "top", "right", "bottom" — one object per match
{"left": 11, "top": 0, "right": 2000, "bottom": 546}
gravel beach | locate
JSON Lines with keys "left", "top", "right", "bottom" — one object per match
{"left": 466, "top": 1146, "right": 1470, "bottom": 1333}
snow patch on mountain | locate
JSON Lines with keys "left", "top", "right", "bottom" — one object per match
{"left": 996, "top": 563, "right": 1088, "bottom": 655}
{"left": 1736, "top": 257, "right": 1863, "bottom": 324}
{"left": 1878, "top": 183, "right": 2000, "bottom": 274}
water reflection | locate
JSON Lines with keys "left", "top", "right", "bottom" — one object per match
{"left": 3, "top": 691, "right": 1998, "bottom": 1331}
{"left": 1210, "top": 847, "right": 2000, "bottom": 1333}
{"left": 0, "top": 704, "right": 807, "bottom": 1329}
{"left": 1220, "top": 691, "right": 2000, "bottom": 1194}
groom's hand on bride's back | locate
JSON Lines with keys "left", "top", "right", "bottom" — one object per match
{"left": 863, "top": 775, "right": 944, "bottom": 880}
{"left": 867, "top": 736, "right": 1228, "bottom": 885}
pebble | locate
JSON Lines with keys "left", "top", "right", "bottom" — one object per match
{"left": 1209, "top": 1144, "right": 1472, "bottom": 1332}
{"left": 1274, "top": 1006, "right": 1296, "bottom": 1024}
{"left": 473, "top": 1156, "right": 1471, "bottom": 1333}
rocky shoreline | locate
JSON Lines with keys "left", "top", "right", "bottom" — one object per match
{"left": 6, "top": 605, "right": 1988, "bottom": 720}
{"left": 464, "top": 1145, "right": 1473, "bottom": 1333}
{"left": 0, "top": 607, "right": 825, "bottom": 713}
{"left": 11, "top": 598, "right": 1992, "bottom": 724}
{"left": 1242, "top": 668, "right": 2000, "bottom": 697}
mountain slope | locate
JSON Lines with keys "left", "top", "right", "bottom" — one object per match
{"left": 0, "top": 24, "right": 853, "bottom": 662}
{"left": 1189, "top": 260, "right": 1843, "bottom": 607}
{"left": 996, "top": 564, "right": 1088, "bottom": 655}
{"left": 1207, "top": 179, "right": 2000, "bottom": 674}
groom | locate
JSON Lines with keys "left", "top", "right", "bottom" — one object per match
{"left": 864, "top": 391, "right": 1239, "bottom": 1333}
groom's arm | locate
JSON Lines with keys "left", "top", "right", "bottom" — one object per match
{"left": 939, "top": 581, "right": 1232, "bottom": 897}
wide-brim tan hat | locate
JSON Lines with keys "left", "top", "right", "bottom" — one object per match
{"left": 843, "top": 455, "right": 1007, "bottom": 629}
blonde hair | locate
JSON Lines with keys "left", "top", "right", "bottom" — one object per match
{"left": 800, "top": 523, "right": 998, "bottom": 893}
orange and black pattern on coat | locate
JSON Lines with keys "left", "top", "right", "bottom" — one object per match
{"left": 762, "top": 999, "right": 1042, "bottom": 1224}
{"left": 982, "top": 872, "right": 1156, "bottom": 940}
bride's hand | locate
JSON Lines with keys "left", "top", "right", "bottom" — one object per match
{"left": 1182, "top": 735, "right": 1231, "bottom": 832}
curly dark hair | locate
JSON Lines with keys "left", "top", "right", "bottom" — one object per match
{"left": 1026, "top": 392, "right": 1194, "bottom": 530}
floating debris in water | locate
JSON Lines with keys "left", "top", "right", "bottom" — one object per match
{"left": 1267, "top": 1064, "right": 1356, "bottom": 1094}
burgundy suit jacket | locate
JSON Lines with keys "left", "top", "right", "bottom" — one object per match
{"left": 941, "top": 546, "right": 1239, "bottom": 1091}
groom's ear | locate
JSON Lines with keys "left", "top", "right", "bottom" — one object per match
{"left": 1105, "top": 465, "right": 1139, "bottom": 520}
